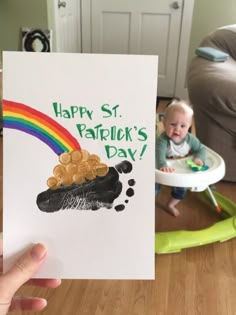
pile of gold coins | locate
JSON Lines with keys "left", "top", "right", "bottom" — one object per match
{"left": 47, "top": 149, "right": 109, "bottom": 189}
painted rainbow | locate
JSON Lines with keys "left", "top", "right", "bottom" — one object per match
{"left": 3, "top": 99, "right": 81, "bottom": 155}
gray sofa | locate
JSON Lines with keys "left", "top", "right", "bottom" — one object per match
{"left": 187, "top": 25, "right": 236, "bottom": 182}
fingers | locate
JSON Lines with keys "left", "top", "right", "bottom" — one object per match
{"left": 0, "top": 235, "right": 2, "bottom": 273}
{"left": 160, "top": 167, "right": 174, "bottom": 173}
{"left": 0, "top": 242, "right": 62, "bottom": 314}
{"left": 193, "top": 158, "right": 203, "bottom": 166}
{"left": 27, "top": 278, "right": 62, "bottom": 288}
{"left": 0, "top": 234, "right": 3, "bottom": 256}
{"left": 0, "top": 243, "right": 47, "bottom": 301}
{"left": 0, "top": 255, "right": 2, "bottom": 274}
{"left": 9, "top": 297, "right": 47, "bottom": 312}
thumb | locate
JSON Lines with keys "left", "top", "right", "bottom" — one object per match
{"left": 0, "top": 243, "right": 47, "bottom": 298}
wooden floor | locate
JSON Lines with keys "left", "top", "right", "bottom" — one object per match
{"left": 1, "top": 101, "right": 236, "bottom": 314}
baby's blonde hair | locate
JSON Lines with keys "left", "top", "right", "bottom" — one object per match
{"left": 164, "top": 98, "right": 193, "bottom": 120}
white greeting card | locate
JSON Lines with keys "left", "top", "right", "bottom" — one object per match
{"left": 3, "top": 51, "right": 157, "bottom": 279}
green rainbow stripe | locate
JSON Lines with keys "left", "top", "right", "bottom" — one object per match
{"left": 3, "top": 100, "right": 81, "bottom": 155}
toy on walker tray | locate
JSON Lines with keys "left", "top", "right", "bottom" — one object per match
{"left": 186, "top": 159, "right": 209, "bottom": 172}
{"left": 155, "top": 146, "right": 236, "bottom": 254}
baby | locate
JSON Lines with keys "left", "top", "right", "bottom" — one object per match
{"left": 156, "top": 98, "right": 206, "bottom": 216}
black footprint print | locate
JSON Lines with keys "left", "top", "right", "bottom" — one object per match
{"left": 36, "top": 160, "right": 135, "bottom": 213}
{"left": 114, "top": 177, "right": 136, "bottom": 212}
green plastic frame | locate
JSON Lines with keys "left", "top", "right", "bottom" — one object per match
{"left": 155, "top": 190, "right": 236, "bottom": 254}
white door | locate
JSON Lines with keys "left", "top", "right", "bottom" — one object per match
{"left": 81, "top": 0, "right": 183, "bottom": 97}
{"left": 51, "top": 0, "right": 81, "bottom": 52}
{"left": 50, "top": 0, "right": 194, "bottom": 97}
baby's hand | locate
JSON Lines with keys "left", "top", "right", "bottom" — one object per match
{"left": 160, "top": 166, "right": 175, "bottom": 173}
{"left": 193, "top": 157, "right": 204, "bottom": 166}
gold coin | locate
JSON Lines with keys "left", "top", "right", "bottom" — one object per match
{"left": 47, "top": 177, "right": 58, "bottom": 189}
{"left": 48, "top": 149, "right": 109, "bottom": 189}
{"left": 66, "top": 162, "right": 78, "bottom": 175}
{"left": 61, "top": 173, "right": 73, "bottom": 186}
{"left": 59, "top": 152, "right": 71, "bottom": 165}
{"left": 87, "top": 154, "right": 100, "bottom": 166}
{"left": 77, "top": 162, "right": 90, "bottom": 176}
{"left": 80, "top": 149, "right": 90, "bottom": 162}
{"left": 95, "top": 163, "right": 109, "bottom": 177}
{"left": 85, "top": 169, "right": 96, "bottom": 181}
{"left": 53, "top": 165, "right": 66, "bottom": 178}
{"left": 73, "top": 174, "right": 85, "bottom": 185}
{"left": 71, "top": 150, "right": 82, "bottom": 163}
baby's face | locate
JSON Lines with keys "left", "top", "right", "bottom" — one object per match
{"left": 164, "top": 111, "right": 192, "bottom": 143}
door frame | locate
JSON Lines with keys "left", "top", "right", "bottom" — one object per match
{"left": 47, "top": 0, "right": 57, "bottom": 52}
{"left": 47, "top": 0, "right": 82, "bottom": 52}
{"left": 175, "top": 0, "right": 195, "bottom": 99}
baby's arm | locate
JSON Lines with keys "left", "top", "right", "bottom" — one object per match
{"left": 188, "top": 134, "right": 206, "bottom": 165}
{"left": 156, "top": 133, "right": 169, "bottom": 169}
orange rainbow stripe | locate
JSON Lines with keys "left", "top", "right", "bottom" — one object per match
{"left": 3, "top": 99, "right": 81, "bottom": 155}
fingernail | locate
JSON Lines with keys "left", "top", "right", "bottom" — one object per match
{"left": 30, "top": 243, "right": 47, "bottom": 261}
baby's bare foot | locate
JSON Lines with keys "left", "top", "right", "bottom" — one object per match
{"left": 166, "top": 205, "right": 180, "bottom": 217}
